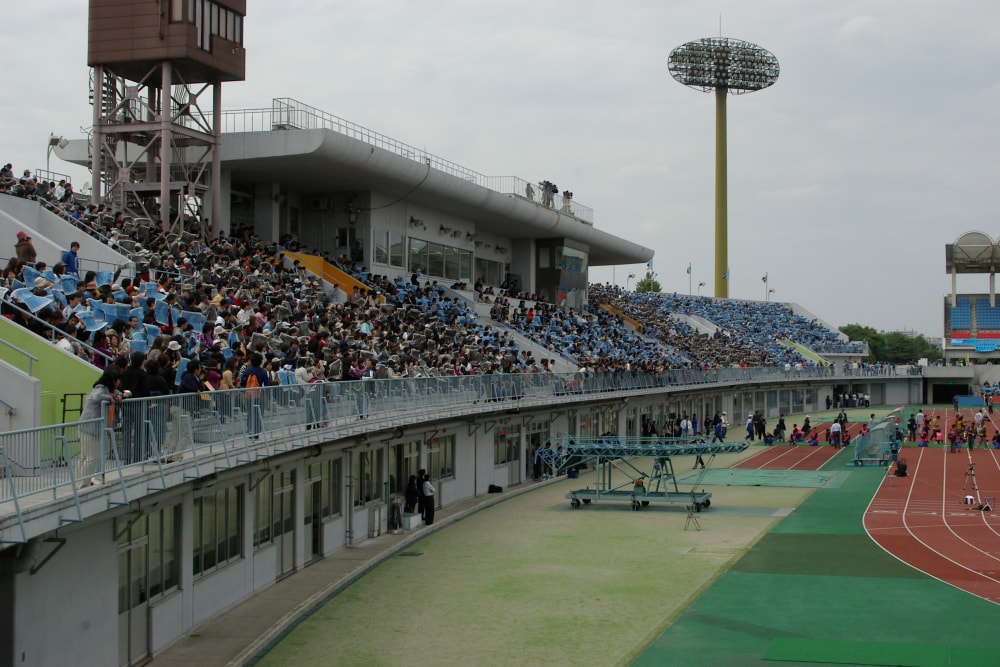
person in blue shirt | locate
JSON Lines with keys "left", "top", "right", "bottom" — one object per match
{"left": 62, "top": 241, "right": 80, "bottom": 276}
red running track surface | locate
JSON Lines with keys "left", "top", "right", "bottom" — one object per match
{"left": 733, "top": 444, "right": 841, "bottom": 471}
{"left": 865, "top": 446, "right": 1000, "bottom": 604}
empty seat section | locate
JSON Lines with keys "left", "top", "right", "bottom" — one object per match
{"left": 976, "top": 297, "right": 1000, "bottom": 330}
{"left": 950, "top": 298, "right": 972, "bottom": 329}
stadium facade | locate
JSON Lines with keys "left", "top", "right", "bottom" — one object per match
{"left": 0, "top": 4, "right": 938, "bottom": 666}
{"left": 1, "top": 108, "right": 926, "bottom": 666}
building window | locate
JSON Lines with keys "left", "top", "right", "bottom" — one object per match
{"left": 253, "top": 474, "right": 273, "bottom": 548}
{"left": 150, "top": 505, "right": 180, "bottom": 597}
{"left": 474, "top": 257, "right": 507, "bottom": 288}
{"left": 556, "top": 245, "right": 588, "bottom": 273}
{"left": 188, "top": 0, "right": 245, "bottom": 51}
{"left": 323, "top": 459, "right": 344, "bottom": 517}
{"left": 493, "top": 425, "right": 520, "bottom": 465}
{"left": 353, "top": 449, "right": 382, "bottom": 506}
{"left": 306, "top": 460, "right": 340, "bottom": 520}
{"left": 193, "top": 485, "right": 243, "bottom": 576}
{"left": 579, "top": 410, "right": 599, "bottom": 437}
{"left": 426, "top": 435, "right": 455, "bottom": 480}
{"left": 389, "top": 232, "right": 405, "bottom": 267}
{"left": 538, "top": 247, "right": 551, "bottom": 269}
{"left": 409, "top": 239, "right": 471, "bottom": 281}
{"left": 117, "top": 504, "right": 180, "bottom": 607}
{"left": 390, "top": 441, "right": 420, "bottom": 496}
{"left": 374, "top": 228, "right": 389, "bottom": 265}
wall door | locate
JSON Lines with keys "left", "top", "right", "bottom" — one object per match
{"left": 506, "top": 439, "right": 521, "bottom": 485}
{"left": 118, "top": 537, "right": 149, "bottom": 666}
{"left": 274, "top": 470, "right": 296, "bottom": 578}
{"left": 305, "top": 479, "right": 323, "bottom": 562}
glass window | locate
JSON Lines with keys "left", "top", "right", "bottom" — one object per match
{"left": 601, "top": 406, "right": 617, "bottom": 435}
{"left": 254, "top": 473, "right": 273, "bottom": 548}
{"left": 389, "top": 232, "right": 405, "bottom": 268}
{"left": 354, "top": 450, "right": 379, "bottom": 506}
{"left": 475, "top": 257, "right": 505, "bottom": 287}
{"left": 429, "top": 242, "right": 445, "bottom": 277}
{"left": 444, "top": 247, "right": 460, "bottom": 281}
{"left": 171, "top": 0, "right": 185, "bottom": 22}
{"left": 162, "top": 506, "right": 178, "bottom": 592}
{"left": 374, "top": 228, "right": 388, "bottom": 265}
{"left": 538, "top": 247, "right": 551, "bottom": 269}
{"left": 200, "top": 1, "right": 211, "bottom": 51}
{"left": 326, "top": 458, "right": 342, "bottom": 518}
{"left": 337, "top": 226, "right": 357, "bottom": 248}
{"left": 117, "top": 505, "right": 180, "bottom": 602}
{"left": 493, "top": 426, "right": 520, "bottom": 465}
{"left": 459, "top": 251, "right": 471, "bottom": 281}
{"left": 427, "top": 435, "right": 455, "bottom": 480}
{"left": 390, "top": 442, "right": 420, "bottom": 497}
{"left": 194, "top": 485, "right": 243, "bottom": 576}
{"left": 409, "top": 238, "right": 427, "bottom": 274}
{"left": 558, "top": 246, "right": 588, "bottom": 273}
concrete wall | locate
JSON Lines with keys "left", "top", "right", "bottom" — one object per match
{"left": 0, "top": 318, "right": 100, "bottom": 427}
{"left": 14, "top": 518, "right": 118, "bottom": 667}
{"left": 2, "top": 373, "right": 924, "bottom": 664}
{"left": 0, "top": 195, "right": 130, "bottom": 277}
{"left": 0, "top": 360, "right": 39, "bottom": 433}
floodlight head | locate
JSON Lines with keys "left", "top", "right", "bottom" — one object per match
{"left": 668, "top": 37, "right": 779, "bottom": 95}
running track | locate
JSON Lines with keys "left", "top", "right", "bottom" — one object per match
{"left": 733, "top": 443, "right": 841, "bottom": 471}
{"left": 738, "top": 409, "right": 1000, "bottom": 605}
{"left": 865, "top": 444, "right": 1000, "bottom": 604}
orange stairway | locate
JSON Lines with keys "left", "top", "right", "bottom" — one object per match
{"left": 598, "top": 302, "right": 644, "bottom": 333}
{"left": 284, "top": 251, "right": 373, "bottom": 296}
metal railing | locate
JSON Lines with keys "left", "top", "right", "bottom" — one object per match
{"left": 0, "top": 339, "right": 39, "bottom": 377}
{"left": 0, "top": 299, "right": 115, "bottom": 367}
{"left": 220, "top": 98, "right": 594, "bottom": 223}
{"left": 0, "top": 363, "right": 889, "bottom": 542}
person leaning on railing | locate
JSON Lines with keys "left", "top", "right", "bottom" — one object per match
{"left": 76, "top": 367, "right": 123, "bottom": 489}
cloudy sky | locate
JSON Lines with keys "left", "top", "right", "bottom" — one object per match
{"left": 3, "top": 0, "right": 999, "bottom": 339}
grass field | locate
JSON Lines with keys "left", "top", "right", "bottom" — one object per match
{"left": 255, "top": 451, "right": 813, "bottom": 667}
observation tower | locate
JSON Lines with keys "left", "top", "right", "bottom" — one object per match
{"left": 88, "top": 0, "right": 246, "bottom": 235}
{"left": 668, "top": 37, "right": 779, "bottom": 298}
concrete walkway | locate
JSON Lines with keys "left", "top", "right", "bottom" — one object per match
{"left": 148, "top": 481, "right": 548, "bottom": 667}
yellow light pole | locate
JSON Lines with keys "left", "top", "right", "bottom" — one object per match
{"left": 669, "top": 38, "right": 780, "bottom": 299}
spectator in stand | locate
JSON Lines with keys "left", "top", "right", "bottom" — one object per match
{"left": 76, "top": 367, "right": 122, "bottom": 488}
{"left": 15, "top": 231, "right": 36, "bottom": 265}
{"left": 62, "top": 241, "right": 80, "bottom": 277}
{"left": 239, "top": 353, "right": 269, "bottom": 439}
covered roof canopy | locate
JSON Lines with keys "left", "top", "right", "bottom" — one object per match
{"left": 946, "top": 231, "right": 1000, "bottom": 274}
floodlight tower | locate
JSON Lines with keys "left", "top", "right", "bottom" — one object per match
{"left": 88, "top": 0, "right": 246, "bottom": 235}
{"left": 668, "top": 38, "right": 779, "bottom": 298}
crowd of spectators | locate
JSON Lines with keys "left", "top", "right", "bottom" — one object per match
{"left": 2, "top": 187, "right": 575, "bottom": 400}
{"left": 499, "top": 296, "right": 678, "bottom": 372}
{"left": 4, "top": 158, "right": 862, "bottom": 386}
{"left": 589, "top": 284, "right": 863, "bottom": 368}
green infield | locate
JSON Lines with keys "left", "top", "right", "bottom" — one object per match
{"left": 254, "top": 473, "right": 808, "bottom": 667}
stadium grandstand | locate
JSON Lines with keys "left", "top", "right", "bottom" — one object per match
{"left": 0, "top": 113, "right": 924, "bottom": 664}
{"left": 0, "top": 3, "right": 957, "bottom": 665}
{"left": 944, "top": 231, "right": 1000, "bottom": 359}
